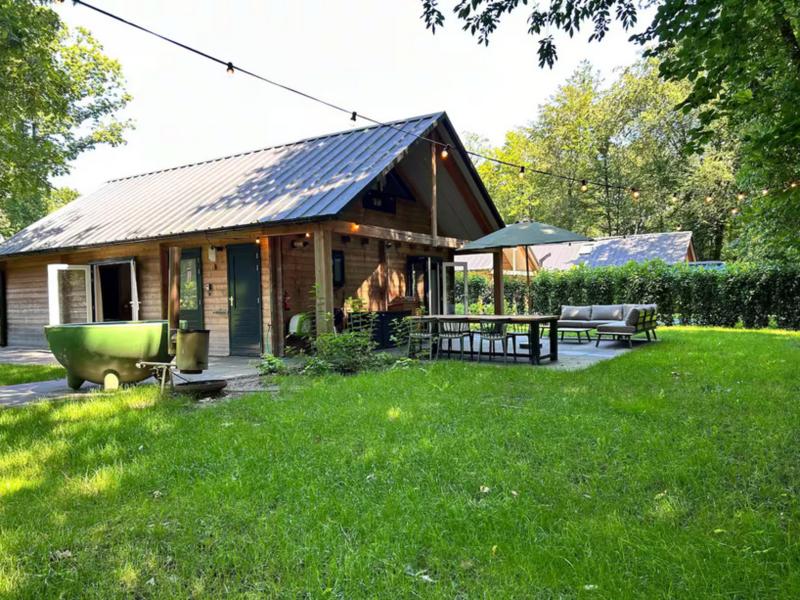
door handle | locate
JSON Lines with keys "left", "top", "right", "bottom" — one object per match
{"left": 229, "top": 295, "right": 234, "bottom": 308}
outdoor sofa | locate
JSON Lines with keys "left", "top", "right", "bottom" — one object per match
{"left": 557, "top": 304, "right": 658, "bottom": 347}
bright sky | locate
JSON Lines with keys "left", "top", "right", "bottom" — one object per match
{"left": 53, "top": 0, "right": 649, "bottom": 195}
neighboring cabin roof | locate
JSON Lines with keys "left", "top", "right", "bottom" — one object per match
{"left": 0, "top": 112, "right": 502, "bottom": 257}
{"left": 533, "top": 231, "right": 694, "bottom": 270}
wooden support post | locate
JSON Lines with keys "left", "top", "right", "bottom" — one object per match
{"left": 269, "top": 237, "right": 285, "bottom": 355}
{"left": 430, "top": 141, "right": 438, "bottom": 241}
{"left": 493, "top": 250, "right": 504, "bottom": 315}
{"left": 167, "top": 246, "right": 181, "bottom": 353}
{"left": 313, "top": 225, "right": 334, "bottom": 334}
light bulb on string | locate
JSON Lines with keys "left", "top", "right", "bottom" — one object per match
{"left": 705, "top": 195, "right": 713, "bottom": 204}
{"left": 350, "top": 111, "right": 357, "bottom": 122}
{"left": 580, "top": 180, "right": 588, "bottom": 193}
{"left": 791, "top": 181, "right": 798, "bottom": 189}
{"left": 762, "top": 188, "right": 769, "bottom": 196}
{"left": 630, "top": 188, "right": 640, "bottom": 201}
{"left": 670, "top": 193, "right": 678, "bottom": 203}
{"left": 440, "top": 146, "right": 449, "bottom": 159}
{"left": 518, "top": 166, "right": 526, "bottom": 179}
{"left": 226, "top": 62, "right": 235, "bottom": 75}
{"left": 731, "top": 207, "right": 739, "bottom": 215}
{"left": 737, "top": 192, "right": 746, "bottom": 202}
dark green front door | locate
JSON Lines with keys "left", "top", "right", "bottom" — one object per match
{"left": 180, "top": 248, "right": 203, "bottom": 330}
{"left": 227, "top": 243, "right": 262, "bottom": 356}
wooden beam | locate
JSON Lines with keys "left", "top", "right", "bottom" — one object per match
{"left": 167, "top": 246, "right": 181, "bottom": 352}
{"left": 269, "top": 237, "right": 285, "bottom": 355}
{"left": 493, "top": 250, "right": 504, "bottom": 315}
{"left": 329, "top": 221, "right": 462, "bottom": 249}
{"left": 313, "top": 225, "right": 334, "bottom": 334}
{"left": 431, "top": 141, "right": 438, "bottom": 241}
{"left": 378, "top": 240, "right": 389, "bottom": 311}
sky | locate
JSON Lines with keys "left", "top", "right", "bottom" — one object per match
{"left": 53, "top": 0, "right": 650, "bottom": 195}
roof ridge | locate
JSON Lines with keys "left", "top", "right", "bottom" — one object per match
{"left": 105, "top": 111, "right": 445, "bottom": 184}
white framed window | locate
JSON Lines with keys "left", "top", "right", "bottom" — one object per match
{"left": 47, "top": 264, "right": 93, "bottom": 325}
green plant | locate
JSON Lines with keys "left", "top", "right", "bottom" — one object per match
{"left": 312, "top": 330, "right": 378, "bottom": 374}
{"left": 256, "top": 353, "right": 286, "bottom": 377}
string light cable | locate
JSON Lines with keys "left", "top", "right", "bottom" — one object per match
{"left": 64, "top": 0, "right": 798, "bottom": 201}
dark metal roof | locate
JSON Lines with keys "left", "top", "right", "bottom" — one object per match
{"left": 459, "top": 220, "right": 588, "bottom": 253}
{"left": 1, "top": 112, "right": 498, "bottom": 256}
{"left": 534, "top": 231, "right": 694, "bottom": 269}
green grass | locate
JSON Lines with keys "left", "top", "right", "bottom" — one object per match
{"left": 0, "top": 363, "right": 65, "bottom": 386}
{"left": 1, "top": 327, "right": 798, "bottom": 598}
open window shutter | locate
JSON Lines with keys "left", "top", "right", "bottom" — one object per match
{"left": 130, "top": 258, "right": 140, "bottom": 320}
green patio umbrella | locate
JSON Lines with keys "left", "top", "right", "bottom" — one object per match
{"left": 459, "top": 221, "right": 590, "bottom": 312}
{"left": 459, "top": 220, "right": 589, "bottom": 253}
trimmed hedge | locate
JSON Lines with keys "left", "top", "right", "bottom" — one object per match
{"left": 454, "top": 262, "right": 800, "bottom": 329}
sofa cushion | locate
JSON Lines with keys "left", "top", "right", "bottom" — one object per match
{"left": 558, "top": 320, "right": 612, "bottom": 329}
{"left": 591, "top": 304, "right": 623, "bottom": 321}
{"left": 625, "top": 307, "right": 641, "bottom": 326}
{"left": 596, "top": 321, "right": 637, "bottom": 334}
{"left": 560, "top": 305, "right": 591, "bottom": 320}
{"left": 622, "top": 304, "right": 640, "bottom": 318}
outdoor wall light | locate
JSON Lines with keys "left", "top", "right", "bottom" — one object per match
{"left": 291, "top": 240, "right": 309, "bottom": 249}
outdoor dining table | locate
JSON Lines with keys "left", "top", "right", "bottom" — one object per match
{"left": 409, "top": 314, "right": 559, "bottom": 365}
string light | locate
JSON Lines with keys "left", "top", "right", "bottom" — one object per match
{"left": 670, "top": 194, "right": 678, "bottom": 203}
{"left": 64, "top": 0, "right": 800, "bottom": 203}
{"left": 519, "top": 166, "right": 526, "bottom": 178}
{"left": 737, "top": 192, "right": 746, "bottom": 201}
{"left": 704, "top": 195, "right": 713, "bottom": 204}
{"left": 731, "top": 207, "right": 739, "bottom": 215}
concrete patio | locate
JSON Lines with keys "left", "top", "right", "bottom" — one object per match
{"left": 0, "top": 349, "right": 261, "bottom": 408}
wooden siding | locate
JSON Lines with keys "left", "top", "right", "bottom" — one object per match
{"left": 1, "top": 223, "right": 452, "bottom": 353}
{"left": 278, "top": 230, "right": 452, "bottom": 332}
{"left": 4, "top": 244, "right": 161, "bottom": 347}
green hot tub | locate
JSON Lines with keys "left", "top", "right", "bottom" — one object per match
{"left": 45, "top": 320, "right": 171, "bottom": 390}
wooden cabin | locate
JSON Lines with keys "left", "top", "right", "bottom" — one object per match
{"left": 0, "top": 112, "right": 503, "bottom": 355}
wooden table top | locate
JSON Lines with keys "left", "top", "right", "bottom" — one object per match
{"left": 408, "top": 314, "right": 558, "bottom": 323}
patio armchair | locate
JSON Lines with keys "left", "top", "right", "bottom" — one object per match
{"left": 595, "top": 304, "right": 658, "bottom": 347}
{"left": 437, "top": 319, "right": 473, "bottom": 359}
{"left": 407, "top": 318, "right": 437, "bottom": 360}
{"left": 477, "top": 320, "right": 510, "bottom": 362}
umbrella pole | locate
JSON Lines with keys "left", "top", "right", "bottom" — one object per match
{"left": 525, "top": 245, "right": 531, "bottom": 313}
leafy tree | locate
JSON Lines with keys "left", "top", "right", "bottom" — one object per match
{"left": 473, "top": 59, "right": 740, "bottom": 259}
{"left": 421, "top": 0, "right": 800, "bottom": 260}
{"left": 0, "top": 0, "right": 130, "bottom": 236}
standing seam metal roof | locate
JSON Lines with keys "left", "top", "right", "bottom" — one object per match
{"left": 0, "top": 113, "right": 446, "bottom": 256}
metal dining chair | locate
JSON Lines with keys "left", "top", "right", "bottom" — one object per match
{"left": 477, "top": 319, "right": 510, "bottom": 362}
{"left": 438, "top": 319, "right": 473, "bottom": 359}
{"left": 407, "top": 318, "right": 436, "bottom": 360}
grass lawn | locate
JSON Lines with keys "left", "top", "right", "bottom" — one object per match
{"left": 0, "top": 363, "right": 65, "bottom": 386}
{"left": 1, "top": 327, "right": 798, "bottom": 598}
